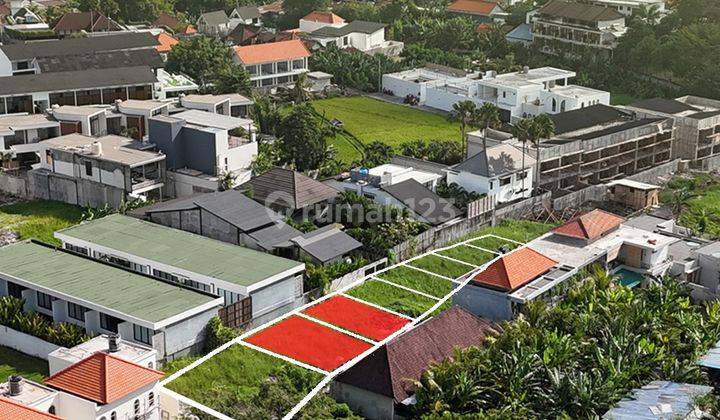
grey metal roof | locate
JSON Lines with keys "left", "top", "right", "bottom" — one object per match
{"left": 629, "top": 98, "right": 699, "bottom": 115}
{"left": 311, "top": 20, "right": 386, "bottom": 37}
{"left": 0, "top": 32, "right": 158, "bottom": 61}
{"left": 292, "top": 225, "right": 362, "bottom": 263}
{"left": 506, "top": 23, "right": 533, "bottom": 43}
{"left": 574, "top": 118, "right": 664, "bottom": 141}
{"left": 200, "top": 10, "right": 230, "bottom": 26}
{"left": 602, "top": 381, "right": 712, "bottom": 420}
{"left": 539, "top": 0, "right": 624, "bottom": 22}
{"left": 623, "top": 215, "right": 669, "bottom": 232}
{"left": 245, "top": 167, "right": 339, "bottom": 210}
{"left": 452, "top": 143, "right": 534, "bottom": 177}
{"left": 550, "top": 104, "right": 629, "bottom": 135}
{"left": 0, "top": 66, "right": 157, "bottom": 96}
{"left": 234, "top": 6, "right": 261, "bottom": 19}
{"left": 382, "top": 179, "right": 460, "bottom": 226}
{"left": 687, "top": 110, "right": 720, "bottom": 120}
{"left": 248, "top": 222, "right": 302, "bottom": 251}
{"left": 695, "top": 240, "right": 720, "bottom": 257}
{"left": 36, "top": 49, "right": 164, "bottom": 73}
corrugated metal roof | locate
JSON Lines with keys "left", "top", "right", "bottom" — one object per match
{"left": 603, "top": 381, "right": 712, "bottom": 420}
{"left": 56, "top": 214, "right": 303, "bottom": 286}
{"left": 0, "top": 242, "right": 218, "bottom": 323}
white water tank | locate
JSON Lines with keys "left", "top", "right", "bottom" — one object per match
{"left": 91, "top": 141, "right": 103, "bottom": 156}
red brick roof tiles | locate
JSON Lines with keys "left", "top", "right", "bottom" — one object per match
{"left": 302, "top": 11, "right": 345, "bottom": 24}
{"left": 447, "top": 0, "right": 500, "bottom": 15}
{"left": 44, "top": 352, "right": 163, "bottom": 405}
{"left": 472, "top": 247, "right": 557, "bottom": 291}
{"left": 552, "top": 209, "right": 625, "bottom": 240}
{"left": 0, "top": 396, "right": 63, "bottom": 420}
{"left": 234, "top": 39, "right": 311, "bottom": 65}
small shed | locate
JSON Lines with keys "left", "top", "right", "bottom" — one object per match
{"left": 607, "top": 179, "right": 660, "bottom": 210}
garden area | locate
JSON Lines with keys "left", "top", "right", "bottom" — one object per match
{"left": 0, "top": 346, "right": 48, "bottom": 383}
{"left": 0, "top": 198, "right": 84, "bottom": 246}
{"left": 661, "top": 172, "right": 720, "bottom": 238}
{"left": 311, "top": 96, "right": 461, "bottom": 162}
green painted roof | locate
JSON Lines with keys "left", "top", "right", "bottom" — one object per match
{"left": 0, "top": 242, "right": 218, "bottom": 324}
{"left": 56, "top": 214, "right": 304, "bottom": 287}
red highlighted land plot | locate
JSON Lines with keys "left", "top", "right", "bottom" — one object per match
{"left": 245, "top": 315, "right": 372, "bottom": 371}
{"left": 303, "top": 295, "right": 409, "bottom": 341}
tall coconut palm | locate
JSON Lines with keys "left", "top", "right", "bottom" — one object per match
{"left": 449, "top": 100, "right": 478, "bottom": 157}
{"left": 475, "top": 102, "right": 501, "bottom": 158}
{"left": 670, "top": 187, "right": 697, "bottom": 216}
{"left": 528, "top": 114, "right": 555, "bottom": 193}
{"left": 513, "top": 118, "right": 533, "bottom": 193}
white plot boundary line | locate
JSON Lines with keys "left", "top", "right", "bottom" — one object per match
{"left": 431, "top": 252, "right": 480, "bottom": 268}
{"left": 401, "top": 262, "right": 457, "bottom": 282}
{"left": 464, "top": 242, "right": 500, "bottom": 255}
{"left": 295, "top": 312, "right": 377, "bottom": 345}
{"left": 369, "top": 276, "right": 442, "bottom": 301}
{"left": 160, "top": 234, "right": 526, "bottom": 420}
{"left": 235, "top": 340, "right": 330, "bottom": 375}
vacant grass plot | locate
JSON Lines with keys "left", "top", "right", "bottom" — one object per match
{"left": 0, "top": 200, "right": 84, "bottom": 245}
{"left": 462, "top": 219, "right": 554, "bottom": 244}
{"left": 312, "top": 96, "right": 461, "bottom": 150}
{"left": 345, "top": 280, "right": 437, "bottom": 317}
{"left": 408, "top": 254, "right": 475, "bottom": 279}
{"left": 437, "top": 245, "right": 495, "bottom": 266}
{"left": 377, "top": 266, "right": 454, "bottom": 298}
{"left": 0, "top": 346, "right": 48, "bottom": 382}
{"left": 166, "top": 344, "right": 322, "bottom": 411}
{"left": 470, "top": 235, "right": 520, "bottom": 253}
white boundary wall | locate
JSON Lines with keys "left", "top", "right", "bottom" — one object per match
{"left": 0, "top": 325, "right": 61, "bottom": 360}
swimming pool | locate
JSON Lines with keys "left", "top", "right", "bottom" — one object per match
{"left": 614, "top": 268, "right": 644, "bottom": 288}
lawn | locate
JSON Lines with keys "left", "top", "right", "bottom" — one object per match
{"left": 312, "top": 96, "right": 461, "bottom": 161}
{"left": 661, "top": 173, "right": 720, "bottom": 237}
{"left": 610, "top": 92, "right": 640, "bottom": 106}
{"left": 0, "top": 346, "right": 48, "bottom": 382}
{"left": 437, "top": 245, "right": 496, "bottom": 266}
{"left": 470, "top": 236, "right": 520, "bottom": 253}
{"left": 345, "top": 280, "right": 439, "bottom": 317}
{"left": 407, "top": 254, "right": 475, "bottom": 279}
{"left": 0, "top": 200, "right": 84, "bottom": 245}
{"left": 166, "top": 344, "right": 322, "bottom": 408}
{"left": 462, "top": 219, "right": 555, "bottom": 244}
{"left": 376, "top": 265, "right": 454, "bottom": 298}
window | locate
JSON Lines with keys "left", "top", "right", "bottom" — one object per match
{"left": 500, "top": 177, "right": 511, "bottom": 186}
{"left": 516, "top": 171, "right": 528, "bottom": 180}
{"left": 110, "top": 412, "right": 116, "bottom": 420}
{"left": 502, "top": 91, "right": 506, "bottom": 98}
{"left": 148, "top": 392, "right": 155, "bottom": 407}
{"left": 292, "top": 59, "right": 305, "bottom": 69}
{"left": 37, "top": 291, "right": 55, "bottom": 310}
{"left": 343, "top": 36, "right": 349, "bottom": 46}
{"left": 49, "top": 406, "right": 56, "bottom": 414}
{"left": 153, "top": 269, "right": 179, "bottom": 283}
{"left": 67, "top": 302, "right": 88, "bottom": 322}
{"left": 134, "top": 399, "right": 141, "bottom": 416}
{"left": 276, "top": 61, "right": 289, "bottom": 73}
{"left": 133, "top": 324, "right": 152, "bottom": 345}
{"left": 84, "top": 161, "right": 92, "bottom": 176}
{"left": 64, "top": 243, "right": 88, "bottom": 255}
{"left": 7, "top": 282, "right": 25, "bottom": 299}
{"left": 489, "top": 180, "right": 494, "bottom": 190}
{"left": 100, "top": 313, "right": 121, "bottom": 333}
{"left": 218, "top": 288, "right": 241, "bottom": 305}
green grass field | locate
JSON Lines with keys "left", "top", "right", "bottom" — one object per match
{"left": 0, "top": 346, "right": 48, "bottom": 382}
{"left": 407, "top": 254, "right": 475, "bottom": 279}
{"left": 470, "top": 236, "right": 520, "bottom": 253}
{"left": 437, "top": 245, "right": 495, "bottom": 266}
{"left": 0, "top": 200, "right": 84, "bottom": 245}
{"left": 462, "top": 219, "right": 555, "bottom": 244}
{"left": 166, "top": 344, "right": 321, "bottom": 406}
{"left": 610, "top": 92, "right": 640, "bottom": 106}
{"left": 312, "top": 96, "right": 461, "bottom": 162}
{"left": 377, "top": 266, "right": 454, "bottom": 298}
{"left": 346, "top": 280, "right": 439, "bottom": 317}
{"left": 661, "top": 174, "right": 720, "bottom": 238}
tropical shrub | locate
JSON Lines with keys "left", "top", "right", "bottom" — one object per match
{"left": 203, "top": 316, "right": 239, "bottom": 352}
{"left": 304, "top": 257, "right": 368, "bottom": 292}
{"left": 0, "top": 296, "right": 89, "bottom": 347}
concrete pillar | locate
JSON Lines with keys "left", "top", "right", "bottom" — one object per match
{"left": 52, "top": 299, "right": 68, "bottom": 324}
{"left": 0, "top": 279, "right": 7, "bottom": 296}
{"left": 84, "top": 310, "right": 101, "bottom": 336}
{"left": 20, "top": 288, "right": 35, "bottom": 312}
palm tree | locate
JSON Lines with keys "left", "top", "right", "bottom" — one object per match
{"left": 513, "top": 118, "right": 533, "bottom": 194}
{"left": 527, "top": 114, "right": 555, "bottom": 193}
{"left": 670, "top": 187, "right": 697, "bottom": 216}
{"left": 218, "top": 171, "right": 238, "bottom": 191}
{"left": 292, "top": 72, "right": 310, "bottom": 103}
{"left": 449, "top": 100, "right": 478, "bottom": 157}
{"left": 474, "top": 103, "right": 501, "bottom": 157}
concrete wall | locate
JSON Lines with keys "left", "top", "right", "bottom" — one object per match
{"left": 161, "top": 306, "right": 217, "bottom": 361}
{"left": 552, "top": 185, "right": 606, "bottom": 211}
{"left": 0, "top": 325, "right": 61, "bottom": 360}
{"left": 453, "top": 284, "right": 512, "bottom": 321}
{"left": 0, "top": 172, "right": 29, "bottom": 197}
{"left": 331, "top": 382, "right": 395, "bottom": 420}
{"left": 150, "top": 118, "right": 218, "bottom": 175}
{"left": 328, "top": 258, "right": 388, "bottom": 292}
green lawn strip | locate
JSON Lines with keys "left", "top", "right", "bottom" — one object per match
{"left": 346, "top": 280, "right": 437, "bottom": 317}
{"left": 166, "top": 343, "right": 322, "bottom": 409}
{"left": 470, "top": 236, "right": 520, "bottom": 253}
{"left": 610, "top": 92, "right": 639, "bottom": 106}
{"left": 0, "top": 200, "right": 84, "bottom": 245}
{"left": 161, "top": 356, "right": 200, "bottom": 376}
{"left": 312, "top": 96, "right": 461, "bottom": 149}
{"left": 407, "top": 254, "right": 474, "bottom": 279}
{"left": 328, "top": 132, "right": 364, "bottom": 163}
{"left": 0, "top": 346, "right": 48, "bottom": 382}
{"left": 460, "top": 219, "right": 554, "bottom": 244}
{"left": 376, "top": 265, "right": 454, "bottom": 298}
{"left": 437, "top": 245, "right": 495, "bottom": 266}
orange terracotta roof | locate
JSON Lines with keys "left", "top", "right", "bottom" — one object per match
{"left": 472, "top": 247, "right": 557, "bottom": 291}
{"left": 448, "top": 0, "right": 500, "bottom": 15}
{"left": 181, "top": 25, "right": 197, "bottom": 35}
{"left": 155, "top": 31, "right": 179, "bottom": 53}
{"left": 44, "top": 353, "right": 163, "bottom": 405}
{"left": 234, "top": 39, "right": 311, "bottom": 65}
{"left": 0, "top": 396, "right": 63, "bottom": 420}
{"left": 259, "top": 0, "right": 283, "bottom": 14}
{"left": 302, "top": 11, "right": 345, "bottom": 24}
{"left": 476, "top": 23, "right": 492, "bottom": 33}
{"left": 553, "top": 209, "right": 625, "bottom": 241}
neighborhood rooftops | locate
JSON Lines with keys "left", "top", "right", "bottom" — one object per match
{"left": 234, "top": 6, "right": 262, "bottom": 19}
{"left": 602, "top": 381, "right": 713, "bottom": 420}
{"left": 55, "top": 214, "right": 305, "bottom": 292}
{"left": 472, "top": 247, "right": 558, "bottom": 292}
{"left": 36, "top": 49, "right": 164, "bottom": 73}
{"left": 40, "top": 134, "right": 164, "bottom": 167}
{"left": 382, "top": 178, "right": 461, "bottom": 226}
{"left": 538, "top": 0, "right": 624, "bottom": 22}
{"left": 447, "top": 0, "right": 502, "bottom": 15}
{"left": 52, "top": 11, "right": 122, "bottom": 33}
{"left": 169, "top": 109, "right": 254, "bottom": 130}
{"left": 245, "top": 167, "right": 339, "bottom": 210}
{"left": 44, "top": 352, "right": 163, "bottom": 405}
{"left": 199, "top": 10, "right": 229, "bottom": 26}
{"left": 290, "top": 224, "right": 362, "bottom": 264}
{"left": 549, "top": 104, "right": 629, "bottom": 135}
{"left": 0, "top": 66, "right": 157, "bottom": 96}
{"left": 0, "top": 396, "right": 62, "bottom": 420}
{"left": 311, "top": 20, "right": 387, "bottom": 37}
{"left": 629, "top": 97, "right": 699, "bottom": 115}
{"left": 302, "top": 11, "right": 345, "bottom": 24}
{"left": 234, "top": 39, "right": 311, "bottom": 65}
{"left": 553, "top": 209, "right": 625, "bottom": 241}
{"left": 0, "top": 32, "right": 158, "bottom": 61}
{"left": 0, "top": 241, "right": 221, "bottom": 328}
{"left": 336, "top": 307, "right": 495, "bottom": 402}
{"left": 452, "top": 143, "right": 535, "bottom": 178}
